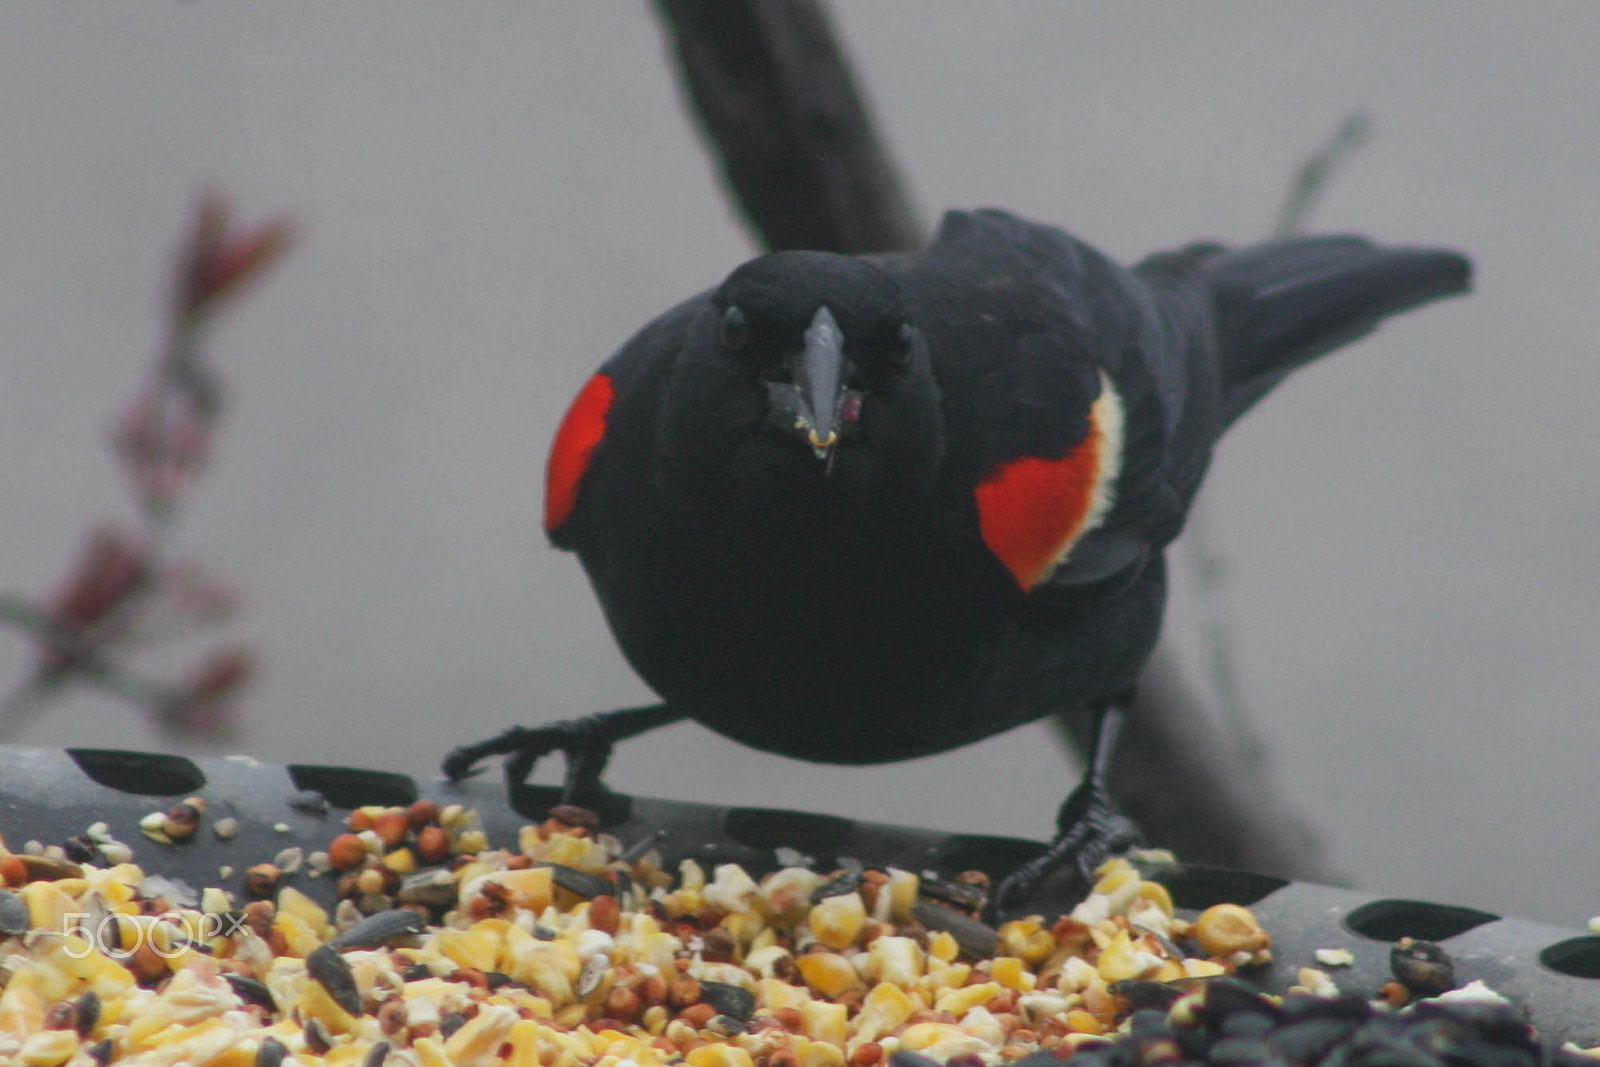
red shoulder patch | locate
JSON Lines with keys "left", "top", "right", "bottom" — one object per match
{"left": 974, "top": 422, "right": 1103, "bottom": 592}
{"left": 544, "top": 372, "right": 615, "bottom": 535}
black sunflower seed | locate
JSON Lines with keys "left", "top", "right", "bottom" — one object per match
{"left": 0, "top": 888, "right": 28, "bottom": 935}
{"left": 225, "top": 973, "right": 279, "bottom": 1013}
{"left": 909, "top": 899, "right": 998, "bottom": 959}
{"left": 700, "top": 979, "right": 756, "bottom": 1021}
{"left": 306, "top": 944, "right": 362, "bottom": 1017}
{"left": 328, "top": 908, "right": 427, "bottom": 950}
{"left": 809, "top": 870, "right": 863, "bottom": 903}
{"left": 915, "top": 876, "right": 986, "bottom": 911}
{"left": 544, "top": 862, "right": 614, "bottom": 899}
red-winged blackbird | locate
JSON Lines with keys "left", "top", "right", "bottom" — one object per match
{"left": 446, "top": 209, "right": 1471, "bottom": 910}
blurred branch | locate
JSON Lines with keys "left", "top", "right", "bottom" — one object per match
{"left": 0, "top": 191, "right": 287, "bottom": 743}
{"left": 1273, "top": 111, "right": 1372, "bottom": 239}
{"left": 652, "top": 0, "right": 923, "bottom": 254}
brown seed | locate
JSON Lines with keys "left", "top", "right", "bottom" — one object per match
{"left": 640, "top": 973, "right": 668, "bottom": 1006}
{"left": 328, "top": 833, "right": 369, "bottom": 871}
{"left": 589, "top": 894, "right": 620, "bottom": 935}
{"left": 163, "top": 800, "right": 204, "bottom": 841}
{"left": 0, "top": 854, "right": 25, "bottom": 886}
{"left": 700, "top": 926, "right": 736, "bottom": 962}
{"left": 850, "top": 1042, "right": 884, "bottom": 1067}
{"left": 772, "top": 1007, "right": 802, "bottom": 1032}
{"left": 243, "top": 864, "right": 281, "bottom": 899}
{"left": 127, "top": 940, "right": 168, "bottom": 983}
{"left": 1376, "top": 980, "right": 1411, "bottom": 1008}
{"left": 605, "top": 985, "right": 642, "bottom": 1022}
{"left": 505, "top": 854, "right": 532, "bottom": 871}
{"left": 44, "top": 1000, "right": 75, "bottom": 1030}
{"left": 415, "top": 826, "right": 451, "bottom": 864}
{"left": 377, "top": 998, "right": 408, "bottom": 1035}
{"left": 679, "top": 1002, "right": 717, "bottom": 1029}
{"left": 768, "top": 1050, "right": 800, "bottom": 1067}
{"left": 668, "top": 975, "right": 702, "bottom": 1010}
{"left": 406, "top": 800, "right": 439, "bottom": 830}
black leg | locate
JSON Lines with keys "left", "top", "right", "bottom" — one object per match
{"left": 991, "top": 698, "right": 1143, "bottom": 918}
{"left": 441, "top": 704, "right": 685, "bottom": 805}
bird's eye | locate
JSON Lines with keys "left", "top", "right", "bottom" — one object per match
{"left": 719, "top": 305, "right": 749, "bottom": 350}
{"left": 889, "top": 322, "right": 917, "bottom": 367}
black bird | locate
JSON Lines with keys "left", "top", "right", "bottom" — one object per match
{"left": 446, "top": 208, "right": 1471, "bottom": 910}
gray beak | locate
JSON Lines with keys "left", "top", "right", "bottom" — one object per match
{"left": 797, "top": 305, "right": 845, "bottom": 459}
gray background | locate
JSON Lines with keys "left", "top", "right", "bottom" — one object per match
{"left": 3, "top": 5, "right": 1597, "bottom": 925}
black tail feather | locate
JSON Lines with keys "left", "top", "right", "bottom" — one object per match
{"left": 1207, "top": 237, "right": 1471, "bottom": 423}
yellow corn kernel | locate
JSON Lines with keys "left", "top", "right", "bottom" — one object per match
{"left": 271, "top": 910, "right": 323, "bottom": 958}
{"left": 481, "top": 866, "right": 555, "bottom": 913}
{"left": 866, "top": 934, "right": 923, "bottom": 986}
{"left": 503, "top": 1018, "right": 546, "bottom": 1067}
{"left": 998, "top": 920, "right": 1055, "bottom": 965}
{"left": 898, "top": 1022, "right": 990, "bottom": 1060}
{"left": 434, "top": 924, "right": 502, "bottom": 972}
{"left": 920, "top": 961, "right": 971, "bottom": 995}
{"left": 19, "top": 1027, "right": 85, "bottom": 1066}
{"left": 883, "top": 868, "right": 919, "bottom": 925}
{"left": 1136, "top": 879, "right": 1174, "bottom": 917}
{"left": 498, "top": 927, "right": 579, "bottom": 1002}
{"left": 0, "top": 969, "right": 45, "bottom": 1040}
{"left": 760, "top": 867, "right": 826, "bottom": 921}
{"left": 800, "top": 998, "right": 848, "bottom": 1045}
{"left": 382, "top": 847, "right": 417, "bottom": 874}
{"left": 808, "top": 891, "right": 866, "bottom": 950}
{"left": 795, "top": 951, "right": 863, "bottom": 998}
{"left": 989, "top": 955, "right": 1036, "bottom": 992}
{"left": 852, "top": 981, "right": 915, "bottom": 1042}
{"left": 1066, "top": 1009, "right": 1103, "bottom": 1034}
{"left": 927, "top": 930, "right": 959, "bottom": 963}
{"left": 277, "top": 885, "right": 329, "bottom": 932}
{"left": 445, "top": 1003, "right": 521, "bottom": 1067}
{"left": 687, "top": 1044, "right": 755, "bottom": 1067}
{"left": 934, "top": 980, "right": 1001, "bottom": 1017}
{"left": 1192, "top": 903, "right": 1270, "bottom": 958}
{"left": 1182, "top": 957, "right": 1227, "bottom": 979}
{"left": 411, "top": 1035, "right": 453, "bottom": 1067}
{"left": 1095, "top": 929, "right": 1162, "bottom": 983}
{"left": 19, "top": 880, "right": 75, "bottom": 932}
{"left": 756, "top": 975, "right": 810, "bottom": 1012}
{"left": 795, "top": 1040, "right": 846, "bottom": 1067}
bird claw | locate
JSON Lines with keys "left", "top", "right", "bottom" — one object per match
{"left": 441, "top": 704, "right": 684, "bottom": 807}
{"left": 990, "top": 782, "right": 1141, "bottom": 919}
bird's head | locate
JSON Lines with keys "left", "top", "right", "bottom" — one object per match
{"left": 659, "top": 251, "right": 944, "bottom": 503}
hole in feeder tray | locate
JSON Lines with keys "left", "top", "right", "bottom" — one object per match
{"left": 1540, "top": 936, "right": 1600, "bottom": 979}
{"left": 1146, "top": 865, "right": 1290, "bottom": 910}
{"left": 67, "top": 749, "right": 206, "bottom": 796}
{"left": 286, "top": 765, "right": 417, "bottom": 810}
{"left": 1344, "top": 899, "right": 1499, "bottom": 942}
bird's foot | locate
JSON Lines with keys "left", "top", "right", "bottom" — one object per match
{"left": 991, "top": 778, "right": 1141, "bottom": 918}
{"left": 441, "top": 703, "right": 682, "bottom": 807}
